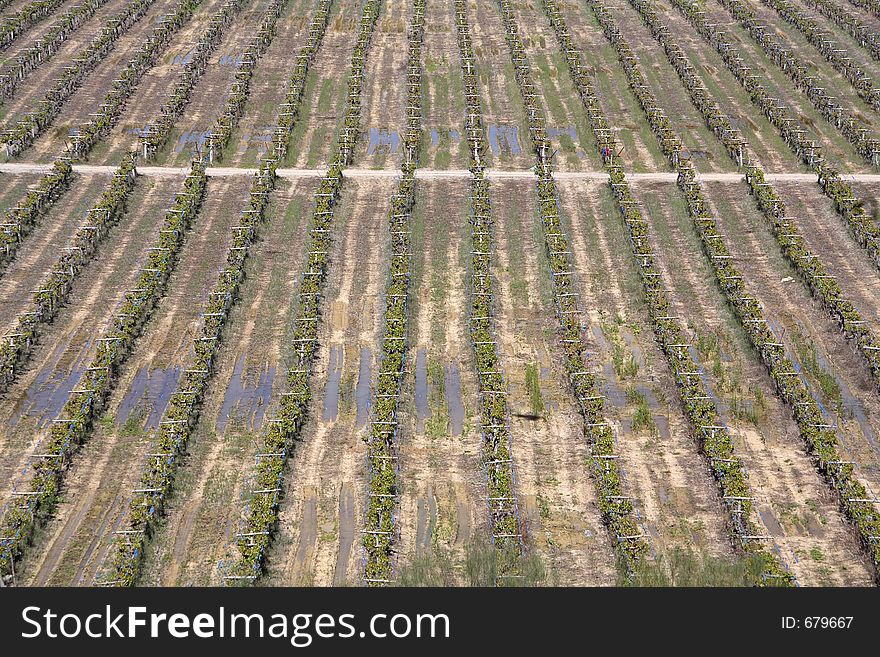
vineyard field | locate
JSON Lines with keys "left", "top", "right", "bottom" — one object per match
{"left": 2, "top": 0, "right": 880, "bottom": 588}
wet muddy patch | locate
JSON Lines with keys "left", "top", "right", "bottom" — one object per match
{"left": 547, "top": 124, "right": 585, "bottom": 157}
{"left": 355, "top": 347, "right": 372, "bottom": 429}
{"left": 444, "top": 361, "right": 464, "bottom": 437}
{"left": 429, "top": 128, "right": 461, "bottom": 147}
{"left": 9, "top": 339, "right": 92, "bottom": 429}
{"left": 415, "top": 347, "right": 428, "bottom": 432}
{"left": 321, "top": 345, "right": 343, "bottom": 422}
{"left": 415, "top": 486, "right": 437, "bottom": 552}
{"left": 240, "top": 126, "right": 275, "bottom": 157}
{"left": 116, "top": 365, "right": 183, "bottom": 430}
{"left": 487, "top": 124, "right": 521, "bottom": 156}
{"left": 172, "top": 49, "right": 196, "bottom": 66}
{"left": 333, "top": 483, "right": 356, "bottom": 585}
{"left": 175, "top": 129, "right": 211, "bottom": 153}
{"left": 366, "top": 128, "right": 400, "bottom": 156}
{"left": 215, "top": 356, "right": 276, "bottom": 434}
{"left": 218, "top": 52, "right": 243, "bottom": 66}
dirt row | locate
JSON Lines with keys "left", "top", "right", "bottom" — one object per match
{"left": 493, "top": 179, "right": 641, "bottom": 585}
{"left": 222, "top": 0, "right": 343, "bottom": 167}
{"left": 133, "top": 176, "right": 315, "bottom": 586}
{"left": 391, "top": 178, "right": 484, "bottom": 581}
{"left": 514, "top": 0, "right": 666, "bottom": 173}
{"left": 649, "top": 0, "right": 872, "bottom": 172}
{"left": 740, "top": 0, "right": 880, "bottom": 123}
{"left": 786, "top": 0, "right": 880, "bottom": 83}
{"left": 701, "top": 180, "right": 880, "bottom": 495}
{"left": 465, "top": 0, "right": 531, "bottom": 171}
{"left": 353, "top": 0, "right": 409, "bottom": 170}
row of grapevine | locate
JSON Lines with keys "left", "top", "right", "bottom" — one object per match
{"left": 453, "top": 0, "right": 523, "bottom": 579}
{"left": 0, "top": 0, "right": 259, "bottom": 389}
{"left": 1, "top": 0, "right": 182, "bottom": 158}
{"left": 803, "top": 0, "right": 880, "bottom": 62}
{"left": 494, "top": 0, "right": 648, "bottom": 576}
{"left": 219, "top": 0, "right": 379, "bottom": 586}
{"left": 0, "top": 0, "right": 111, "bottom": 102}
{"left": 702, "top": 0, "right": 880, "bottom": 166}
{"left": 0, "top": 0, "right": 235, "bottom": 275}
{"left": 759, "top": 0, "right": 880, "bottom": 108}
{"left": 544, "top": 0, "right": 792, "bottom": 585}
{"left": 0, "top": 0, "right": 66, "bottom": 52}
{"left": 587, "top": 0, "right": 880, "bottom": 579}
{"left": 0, "top": 160, "right": 207, "bottom": 578}
{"left": 667, "top": 0, "right": 880, "bottom": 298}
{"left": 101, "top": 0, "right": 338, "bottom": 588}
{"left": 362, "top": 0, "right": 424, "bottom": 587}
{"left": 621, "top": 0, "right": 880, "bottom": 390}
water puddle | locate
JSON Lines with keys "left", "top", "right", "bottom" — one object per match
{"left": 415, "top": 348, "right": 428, "bottom": 432}
{"left": 637, "top": 383, "right": 671, "bottom": 440}
{"left": 590, "top": 324, "right": 611, "bottom": 352}
{"left": 366, "top": 128, "right": 400, "bottom": 156}
{"left": 759, "top": 506, "right": 784, "bottom": 535}
{"left": 218, "top": 52, "right": 243, "bottom": 66}
{"left": 9, "top": 339, "right": 92, "bottom": 429}
{"left": 429, "top": 128, "right": 461, "bottom": 148}
{"left": 415, "top": 486, "right": 437, "bottom": 552}
{"left": 322, "top": 345, "right": 343, "bottom": 422}
{"left": 175, "top": 129, "right": 211, "bottom": 153}
{"left": 172, "top": 49, "right": 195, "bottom": 65}
{"left": 355, "top": 347, "right": 372, "bottom": 429}
{"left": 487, "top": 124, "right": 522, "bottom": 156}
{"left": 333, "top": 483, "right": 355, "bottom": 586}
{"left": 126, "top": 125, "right": 153, "bottom": 138}
{"left": 680, "top": 149, "right": 710, "bottom": 161}
{"left": 116, "top": 365, "right": 183, "bottom": 430}
{"left": 10, "top": 366, "right": 83, "bottom": 428}
{"left": 216, "top": 356, "right": 276, "bottom": 434}
{"left": 444, "top": 361, "right": 465, "bottom": 436}
{"left": 242, "top": 126, "right": 274, "bottom": 156}
{"left": 547, "top": 125, "right": 577, "bottom": 141}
